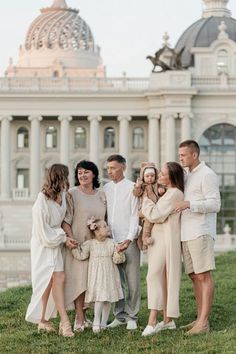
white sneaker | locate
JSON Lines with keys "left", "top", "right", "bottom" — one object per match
{"left": 141, "top": 325, "right": 156, "bottom": 336}
{"left": 92, "top": 324, "right": 100, "bottom": 333}
{"left": 107, "top": 318, "right": 125, "bottom": 328}
{"left": 126, "top": 319, "right": 137, "bottom": 330}
{"left": 155, "top": 320, "right": 176, "bottom": 333}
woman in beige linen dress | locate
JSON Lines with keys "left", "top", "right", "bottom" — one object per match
{"left": 25, "top": 164, "right": 76, "bottom": 337}
{"left": 141, "top": 162, "right": 184, "bottom": 337}
{"left": 62, "top": 160, "right": 106, "bottom": 332}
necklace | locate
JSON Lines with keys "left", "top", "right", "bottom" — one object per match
{"left": 79, "top": 186, "right": 96, "bottom": 195}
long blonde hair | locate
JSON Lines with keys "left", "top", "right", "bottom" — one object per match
{"left": 42, "top": 164, "right": 69, "bottom": 201}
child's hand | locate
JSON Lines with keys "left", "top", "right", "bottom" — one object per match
{"left": 158, "top": 186, "right": 166, "bottom": 196}
{"left": 136, "top": 177, "right": 143, "bottom": 187}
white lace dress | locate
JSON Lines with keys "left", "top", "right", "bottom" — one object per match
{"left": 72, "top": 238, "right": 124, "bottom": 303}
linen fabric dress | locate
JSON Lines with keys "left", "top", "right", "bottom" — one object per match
{"left": 142, "top": 187, "right": 184, "bottom": 318}
{"left": 25, "top": 192, "right": 67, "bottom": 324}
{"left": 72, "top": 238, "right": 124, "bottom": 303}
{"left": 63, "top": 187, "right": 106, "bottom": 309}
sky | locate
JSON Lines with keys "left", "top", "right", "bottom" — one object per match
{"left": 0, "top": 0, "right": 236, "bottom": 77}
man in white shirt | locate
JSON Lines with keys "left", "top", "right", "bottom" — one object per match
{"left": 103, "top": 154, "right": 140, "bottom": 330}
{"left": 176, "top": 140, "right": 220, "bottom": 335}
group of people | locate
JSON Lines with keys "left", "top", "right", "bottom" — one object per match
{"left": 25, "top": 139, "right": 221, "bottom": 338}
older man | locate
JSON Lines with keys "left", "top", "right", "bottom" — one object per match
{"left": 103, "top": 154, "right": 140, "bottom": 330}
{"left": 176, "top": 140, "right": 221, "bottom": 335}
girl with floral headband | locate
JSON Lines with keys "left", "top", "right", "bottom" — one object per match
{"left": 71, "top": 217, "right": 125, "bottom": 333}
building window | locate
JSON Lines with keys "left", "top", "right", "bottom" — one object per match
{"left": 217, "top": 49, "right": 228, "bottom": 74}
{"left": 104, "top": 127, "right": 115, "bottom": 148}
{"left": 133, "top": 127, "right": 144, "bottom": 149}
{"left": 75, "top": 127, "right": 86, "bottom": 148}
{"left": 46, "top": 126, "right": 57, "bottom": 148}
{"left": 17, "top": 127, "right": 29, "bottom": 148}
{"left": 199, "top": 123, "right": 236, "bottom": 234}
{"left": 132, "top": 168, "right": 140, "bottom": 182}
{"left": 16, "top": 169, "right": 29, "bottom": 188}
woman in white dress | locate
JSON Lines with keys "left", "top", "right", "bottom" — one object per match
{"left": 25, "top": 164, "right": 77, "bottom": 337}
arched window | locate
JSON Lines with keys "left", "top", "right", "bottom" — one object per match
{"left": 199, "top": 123, "right": 236, "bottom": 233}
{"left": 104, "top": 127, "right": 115, "bottom": 148}
{"left": 17, "top": 127, "right": 29, "bottom": 148}
{"left": 133, "top": 127, "right": 144, "bottom": 149}
{"left": 217, "top": 49, "right": 228, "bottom": 74}
{"left": 75, "top": 127, "right": 86, "bottom": 148}
{"left": 46, "top": 126, "right": 57, "bottom": 148}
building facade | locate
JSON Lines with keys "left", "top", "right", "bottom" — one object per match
{"left": 0, "top": 0, "right": 236, "bottom": 249}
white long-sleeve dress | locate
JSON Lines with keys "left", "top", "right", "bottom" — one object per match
{"left": 25, "top": 192, "right": 67, "bottom": 324}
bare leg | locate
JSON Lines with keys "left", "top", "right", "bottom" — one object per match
{"left": 163, "top": 310, "right": 172, "bottom": 324}
{"left": 40, "top": 278, "right": 53, "bottom": 322}
{"left": 194, "top": 271, "right": 214, "bottom": 326}
{"left": 189, "top": 272, "right": 202, "bottom": 321}
{"left": 51, "top": 272, "right": 70, "bottom": 324}
{"left": 74, "top": 292, "right": 86, "bottom": 325}
{"left": 147, "top": 309, "right": 158, "bottom": 327}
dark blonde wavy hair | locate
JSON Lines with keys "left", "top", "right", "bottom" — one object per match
{"left": 42, "top": 164, "right": 69, "bottom": 201}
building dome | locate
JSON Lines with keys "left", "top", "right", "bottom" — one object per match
{"left": 7, "top": 0, "right": 105, "bottom": 78}
{"left": 175, "top": 0, "right": 236, "bottom": 67}
{"left": 25, "top": 0, "right": 95, "bottom": 52}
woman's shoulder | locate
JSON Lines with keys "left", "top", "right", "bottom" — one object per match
{"left": 96, "top": 189, "right": 106, "bottom": 203}
{"left": 33, "top": 192, "right": 48, "bottom": 211}
{"left": 68, "top": 186, "right": 78, "bottom": 195}
{"left": 167, "top": 188, "right": 184, "bottom": 199}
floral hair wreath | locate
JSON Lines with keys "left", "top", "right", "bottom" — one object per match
{"left": 87, "top": 216, "right": 98, "bottom": 231}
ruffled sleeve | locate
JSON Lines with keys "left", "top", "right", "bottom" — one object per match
{"left": 33, "top": 193, "right": 66, "bottom": 248}
{"left": 72, "top": 240, "right": 91, "bottom": 260}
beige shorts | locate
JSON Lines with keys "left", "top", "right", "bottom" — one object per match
{"left": 182, "top": 235, "right": 215, "bottom": 274}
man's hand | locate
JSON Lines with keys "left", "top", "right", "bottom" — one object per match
{"left": 117, "top": 239, "right": 131, "bottom": 252}
{"left": 175, "top": 201, "right": 190, "bottom": 213}
{"left": 65, "top": 237, "right": 78, "bottom": 249}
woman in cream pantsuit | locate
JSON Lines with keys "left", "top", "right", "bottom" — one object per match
{"left": 141, "top": 162, "right": 184, "bottom": 337}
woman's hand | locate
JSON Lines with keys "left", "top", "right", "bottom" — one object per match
{"left": 65, "top": 237, "right": 78, "bottom": 249}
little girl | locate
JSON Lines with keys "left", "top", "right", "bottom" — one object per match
{"left": 72, "top": 217, "right": 124, "bottom": 333}
{"left": 133, "top": 162, "right": 166, "bottom": 250}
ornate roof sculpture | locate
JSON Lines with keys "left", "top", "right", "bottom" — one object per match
{"left": 175, "top": 0, "right": 236, "bottom": 68}
{"left": 6, "top": 0, "right": 105, "bottom": 78}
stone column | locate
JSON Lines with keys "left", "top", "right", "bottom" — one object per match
{"left": 148, "top": 115, "right": 160, "bottom": 166}
{"left": 181, "top": 113, "right": 192, "bottom": 142}
{"left": 58, "top": 115, "right": 72, "bottom": 166}
{"left": 0, "top": 116, "right": 12, "bottom": 199}
{"left": 88, "top": 116, "right": 102, "bottom": 166}
{"left": 28, "top": 115, "right": 42, "bottom": 200}
{"left": 118, "top": 115, "right": 131, "bottom": 159}
{"left": 117, "top": 115, "right": 131, "bottom": 177}
{"left": 165, "top": 114, "right": 176, "bottom": 161}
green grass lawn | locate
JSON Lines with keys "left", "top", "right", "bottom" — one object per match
{"left": 0, "top": 251, "right": 236, "bottom": 354}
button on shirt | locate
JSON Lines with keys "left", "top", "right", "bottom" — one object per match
{"left": 181, "top": 162, "right": 221, "bottom": 241}
{"left": 103, "top": 178, "right": 139, "bottom": 243}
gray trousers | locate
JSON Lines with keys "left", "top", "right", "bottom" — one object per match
{"left": 114, "top": 241, "right": 141, "bottom": 322}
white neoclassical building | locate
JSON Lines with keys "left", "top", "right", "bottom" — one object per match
{"left": 0, "top": 0, "right": 236, "bottom": 263}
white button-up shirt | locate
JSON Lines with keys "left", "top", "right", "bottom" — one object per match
{"left": 103, "top": 178, "right": 139, "bottom": 243}
{"left": 181, "top": 162, "right": 221, "bottom": 241}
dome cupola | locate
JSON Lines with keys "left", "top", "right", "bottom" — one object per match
{"left": 6, "top": 0, "right": 105, "bottom": 78}
{"left": 175, "top": 0, "right": 236, "bottom": 68}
